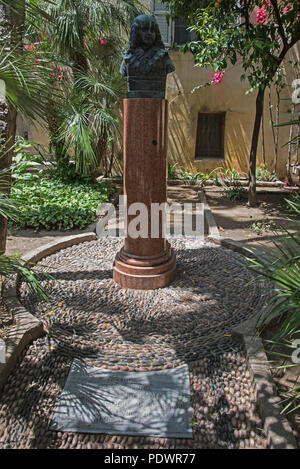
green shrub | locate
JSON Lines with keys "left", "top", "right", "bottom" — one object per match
{"left": 225, "top": 187, "right": 248, "bottom": 201}
{"left": 167, "top": 162, "right": 180, "bottom": 180}
{"left": 179, "top": 167, "right": 221, "bottom": 186}
{"left": 247, "top": 198, "right": 300, "bottom": 413}
{"left": 50, "top": 162, "right": 93, "bottom": 184}
{"left": 10, "top": 177, "right": 115, "bottom": 230}
{"left": 256, "top": 163, "right": 278, "bottom": 182}
{"left": 286, "top": 191, "right": 300, "bottom": 215}
{"left": 250, "top": 218, "right": 276, "bottom": 235}
{"left": 12, "top": 137, "right": 53, "bottom": 183}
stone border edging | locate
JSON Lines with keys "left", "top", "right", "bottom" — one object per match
{"left": 0, "top": 233, "right": 97, "bottom": 392}
{"left": 100, "top": 177, "right": 290, "bottom": 189}
{"left": 198, "top": 191, "right": 220, "bottom": 240}
{"left": 208, "top": 236, "right": 298, "bottom": 449}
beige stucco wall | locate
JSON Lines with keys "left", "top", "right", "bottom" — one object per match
{"left": 17, "top": 114, "right": 49, "bottom": 148}
{"left": 166, "top": 48, "right": 298, "bottom": 181}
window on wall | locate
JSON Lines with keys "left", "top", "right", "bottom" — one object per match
{"left": 150, "top": 0, "right": 195, "bottom": 47}
{"left": 195, "top": 113, "right": 225, "bottom": 160}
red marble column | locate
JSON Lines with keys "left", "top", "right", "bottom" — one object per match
{"left": 113, "top": 98, "right": 176, "bottom": 289}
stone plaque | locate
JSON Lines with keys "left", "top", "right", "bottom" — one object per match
{"left": 50, "top": 359, "right": 192, "bottom": 438}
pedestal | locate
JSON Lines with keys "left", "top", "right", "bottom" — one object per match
{"left": 113, "top": 98, "right": 176, "bottom": 290}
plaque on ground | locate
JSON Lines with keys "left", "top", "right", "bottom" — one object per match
{"left": 50, "top": 359, "right": 192, "bottom": 438}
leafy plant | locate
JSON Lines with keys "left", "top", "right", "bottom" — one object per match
{"left": 167, "top": 162, "right": 180, "bottom": 180}
{"left": 196, "top": 168, "right": 222, "bottom": 187}
{"left": 247, "top": 198, "right": 300, "bottom": 413}
{"left": 225, "top": 187, "right": 248, "bottom": 201}
{"left": 251, "top": 218, "right": 277, "bottom": 235}
{"left": 179, "top": 170, "right": 201, "bottom": 185}
{"left": 256, "top": 163, "right": 278, "bottom": 182}
{"left": 10, "top": 176, "right": 115, "bottom": 231}
{"left": 179, "top": 167, "right": 221, "bottom": 186}
{"left": 215, "top": 167, "right": 247, "bottom": 200}
{"left": 50, "top": 162, "right": 93, "bottom": 184}
{"left": 286, "top": 191, "right": 300, "bottom": 215}
{"left": 0, "top": 255, "right": 50, "bottom": 301}
{"left": 215, "top": 168, "right": 245, "bottom": 187}
{"left": 12, "top": 138, "right": 51, "bottom": 183}
{"left": 223, "top": 168, "right": 242, "bottom": 184}
{"left": 0, "top": 151, "right": 51, "bottom": 300}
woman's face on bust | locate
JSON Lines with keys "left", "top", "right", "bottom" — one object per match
{"left": 137, "top": 17, "right": 156, "bottom": 48}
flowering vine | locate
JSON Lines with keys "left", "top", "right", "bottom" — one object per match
{"left": 211, "top": 72, "right": 224, "bottom": 85}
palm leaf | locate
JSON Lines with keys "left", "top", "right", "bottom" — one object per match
{"left": 0, "top": 42, "right": 61, "bottom": 125}
{"left": 0, "top": 255, "right": 51, "bottom": 301}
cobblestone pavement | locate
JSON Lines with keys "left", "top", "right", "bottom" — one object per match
{"left": 0, "top": 238, "right": 270, "bottom": 449}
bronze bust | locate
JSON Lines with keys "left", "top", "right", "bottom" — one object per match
{"left": 120, "top": 14, "right": 175, "bottom": 98}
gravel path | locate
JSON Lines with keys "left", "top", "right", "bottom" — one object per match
{"left": 0, "top": 238, "right": 270, "bottom": 449}
{"left": 0, "top": 338, "right": 267, "bottom": 449}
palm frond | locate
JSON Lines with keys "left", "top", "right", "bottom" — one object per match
{"left": 0, "top": 255, "right": 50, "bottom": 301}
{"left": 74, "top": 74, "right": 120, "bottom": 100}
{"left": 44, "top": 0, "right": 145, "bottom": 59}
{"left": 58, "top": 102, "right": 97, "bottom": 174}
{"left": 0, "top": 42, "right": 60, "bottom": 125}
{"left": 1, "top": 0, "right": 55, "bottom": 21}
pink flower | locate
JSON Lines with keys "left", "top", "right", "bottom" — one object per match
{"left": 50, "top": 72, "right": 55, "bottom": 79}
{"left": 211, "top": 72, "right": 224, "bottom": 85}
{"left": 100, "top": 39, "right": 107, "bottom": 45}
{"left": 256, "top": 4, "right": 267, "bottom": 24}
{"left": 34, "top": 58, "right": 40, "bottom": 63}
{"left": 23, "top": 43, "right": 35, "bottom": 51}
{"left": 284, "top": 4, "right": 293, "bottom": 14}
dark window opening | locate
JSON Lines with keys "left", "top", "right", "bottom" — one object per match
{"left": 195, "top": 112, "right": 225, "bottom": 160}
{"left": 174, "top": 18, "right": 195, "bottom": 46}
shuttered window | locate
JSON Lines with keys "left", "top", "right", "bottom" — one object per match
{"left": 195, "top": 113, "right": 225, "bottom": 160}
{"left": 151, "top": 1, "right": 193, "bottom": 47}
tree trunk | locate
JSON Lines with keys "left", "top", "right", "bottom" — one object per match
{"left": 47, "top": 99, "right": 68, "bottom": 169}
{"left": 248, "top": 86, "right": 266, "bottom": 207}
{"left": 0, "top": 2, "right": 24, "bottom": 253}
{"left": 107, "top": 141, "right": 115, "bottom": 177}
{"left": 287, "top": 101, "right": 295, "bottom": 185}
{"left": 261, "top": 106, "right": 265, "bottom": 165}
{"left": 274, "top": 86, "right": 280, "bottom": 174}
{"left": 91, "top": 127, "right": 108, "bottom": 180}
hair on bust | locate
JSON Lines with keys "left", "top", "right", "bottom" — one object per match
{"left": 126, "top": 15, "right": 165, "bottom": 54}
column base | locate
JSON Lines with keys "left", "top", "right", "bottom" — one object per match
{"left": 113, "top": 249, "right": 176, "bottom": 290}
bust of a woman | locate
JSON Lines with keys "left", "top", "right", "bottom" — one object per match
{"left": 120, "top": 14, "right": 175, "bottom": 98}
